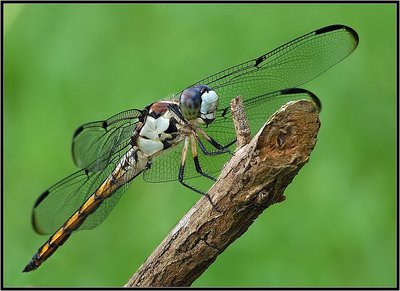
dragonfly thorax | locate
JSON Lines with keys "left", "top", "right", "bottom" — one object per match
{"left": 179, "top": 85, "right": 219, "bottom": 125}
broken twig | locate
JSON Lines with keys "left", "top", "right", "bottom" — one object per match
{"left": 125, "top": 99, "right": 320, "bottom": 287}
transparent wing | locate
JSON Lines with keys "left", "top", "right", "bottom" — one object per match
{"left": 142, "top": 137, "right": 226, "bottom": 184}
{"left": 174, "top": 25, "right": 358, "bottom": 112}
{"left": 206, "top": 88, "right": 320, "bottom": 147}
{"left": 142, "top": 138, "right": 224, "bottom": 183}
{"left": 144, "top": 88, "right": 318, "bottom": 183}
{"left": 195, "top": 88, "right": 320, "bottom": 176}
{"left": 72, "top": 109, "right": 142, "bottom": 172}
{"left": 51, "top": 26, "right": 358, "bottom": 202}
{"left": 143, "top": 143, "right": 184, "bottom": 183}
{"left": 156, "top": 25, "right": 357, "bottom": 183}
{"left": 32, "top": 142, "right": 134, "bottom": 235}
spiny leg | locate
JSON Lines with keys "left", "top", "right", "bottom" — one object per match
{"left": 190, "top": 135, "right": 216, "bottom": 182}
{"left": 195, "top": 127, "right": 234, "bottom": 156}
{"left": 222, "top": 139, "right": 237, "bottom": 149}
{"left": 195, "top": 137, "right": 228, "bottom": 156}
{"left": 167, "top": 105, "right": 232, "bottom": 156}
{"left": 197, "top": 127, "right": 237, "bottom": 150}
{"left": 178, "top": 137, "right": 219, "bottom": 211}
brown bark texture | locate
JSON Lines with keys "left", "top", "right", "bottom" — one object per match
{"left": 125, "top": 99, "right": 320, "bottom": 287}
{"left": 230, "top": 96, "right": 252, "bottom": 148}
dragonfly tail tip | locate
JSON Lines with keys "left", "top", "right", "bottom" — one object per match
{"left": 22, "top": 261, "right": 37, "bottom": 273}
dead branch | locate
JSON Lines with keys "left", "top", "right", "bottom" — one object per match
{"left": 230, "top": 96, "right": 251, "bottom": 148}
{"left": 125, "top": 99, "right": 320, "bottom": 287}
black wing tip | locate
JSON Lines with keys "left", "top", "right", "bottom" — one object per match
{"left": 346, "top": 26, "right": 359, "bottom": 45}
{"left": 315, "top": 24, "right": 359, "bottom": 44}
{"left": 72, "top": 125, "right": 84, "bottom": 139}
{"left": 280, "top": 88, "right": 308, "bottom": 95}
{"left": 280, "top": 88, "right": 322, "bottom": 112}
{"left": 307, "top": 91, "right": 322, "bottom": 113}
{"left": 33, "top": 190, "right": 50, "bottom": 208}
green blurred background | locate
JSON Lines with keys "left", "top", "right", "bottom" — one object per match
{"left": 4, "top": 3, "right": 396, "bottom": 287}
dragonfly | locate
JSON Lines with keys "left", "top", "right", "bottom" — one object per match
{"left": 23, "top": 24, "right": 358, "bottom": 272}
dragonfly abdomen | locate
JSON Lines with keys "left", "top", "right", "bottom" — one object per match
{"left": 23, "top": 185, "right": 119, "bottom": 272}
{"left": 23, "top": 148, "right": 149, "bottom": 272}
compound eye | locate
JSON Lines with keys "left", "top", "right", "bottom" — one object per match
{"left": 179, "top": 86, "right": 203, "bottom": 120}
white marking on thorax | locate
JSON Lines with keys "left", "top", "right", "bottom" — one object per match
{"left": 140, "top": 115, "right": 170, "bottom": 140}
{"left": 137, "top": 138, "right": 163, "bottom": 156}
{"left": 137, "top": 111, "right": 175, "bottom": 156}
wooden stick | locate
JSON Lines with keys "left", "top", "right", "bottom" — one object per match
{"left": 230, "top": 96, "right": 251, "bottom": 148}
{"left": 125, "top": 99, "right": 320, "bottom": 287}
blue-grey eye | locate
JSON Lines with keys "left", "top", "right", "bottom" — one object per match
{"left": 179, "top": 85, "right": 210, "bottom": 120}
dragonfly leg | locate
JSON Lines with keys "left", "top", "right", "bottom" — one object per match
{"left": 193, "top": 130, "right": 233, "bottom": 157}
{"left": 190, "top": 135, "right": 216, "bottom": 182}
{"left": 196, "top": 127, "right": 231, "bottom": 153}
{"left": 178, "top": 137, "right": 219, "bottom": 211}
{"left": 222, "top": 139, "right": 237, "bottom": 149}
{"left": 195, "top": 137, "right": 229, "bottom": 156}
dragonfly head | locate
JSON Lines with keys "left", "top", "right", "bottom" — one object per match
{"left": 179, "top": 85, "right": 219, "bottom": 124}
